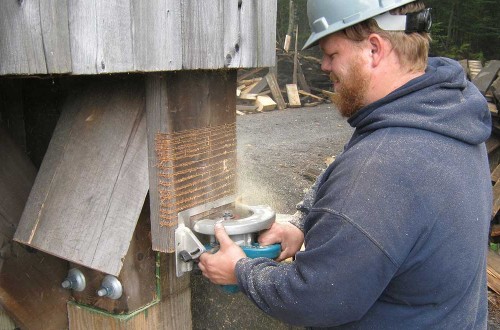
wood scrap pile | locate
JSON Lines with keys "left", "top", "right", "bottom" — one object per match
{"left": 469, "top": 59, "right": 500, "bottom": 295}
{"left": 236, "top": 49, "right": 334, "bottom": 115}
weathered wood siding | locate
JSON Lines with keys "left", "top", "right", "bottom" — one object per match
{"left": 0, "top": 0, "right": 277, "bottom": 75}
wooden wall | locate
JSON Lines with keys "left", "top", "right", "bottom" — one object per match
{"left": 0, "top": 0, "right": 277, "bottom": 75}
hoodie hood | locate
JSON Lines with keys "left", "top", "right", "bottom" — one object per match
{"left": 348, "top": 57, "right": 491, "bottom": 146}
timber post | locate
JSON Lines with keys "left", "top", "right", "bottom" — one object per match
{"left": 0, "top": 1, "right": 277, "bottom": 329}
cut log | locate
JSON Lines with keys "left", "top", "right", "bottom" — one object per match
{"left": 492, "top": 163, "right": 500, "bottom": 184}
{"left": 239, "top": 93, "right": 258, "bottom": 101}
{"left": 488, "top": 249, "right": 500, "bottom": 295}
{"left": 248, "top": 77, "right": 269, "bottom": 94}
{"left": 468, "top": 60, "right": 483, "bottom": 80}
{"left": 489, "top": 102, "right": 498, "bottom": 115}
{"left": 255, "top": 95, "right": 277, "bottom": 112}
{"left": 472, "top": 60, "right": 500, "bottom": 96}
{"left": 493, "top": 180, "right": 500, "bottom": 217}
{"left": 265, "top": 72, "right": 286, "bottom": 110}
{"left": 286, "top": 84, "right": 301, "bottom": 107}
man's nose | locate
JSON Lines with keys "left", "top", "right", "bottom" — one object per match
{"left": 321, "top": 55, "right": 331, "bottom": 72}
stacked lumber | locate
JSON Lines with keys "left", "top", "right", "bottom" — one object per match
{"left": 236, "top": 50, "right": 333, "bottom": 115}
{"left": 472, "top": 59, "right": 500, "bottom": 294}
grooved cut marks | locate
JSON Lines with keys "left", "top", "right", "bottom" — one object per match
{"left": 155, "top": 123, "right": 236, "bottom": 227}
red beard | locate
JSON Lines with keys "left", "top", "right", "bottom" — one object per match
{"left": 331, "top": 56, "right": 370, "bottom": 118}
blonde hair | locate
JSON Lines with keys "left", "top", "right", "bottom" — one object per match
{"left": 343, "top": 1, "right": 431, "bottom": 72}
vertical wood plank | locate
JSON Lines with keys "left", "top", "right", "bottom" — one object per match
{"left": 257, "top": 0, "right": 278, "bottom": 67}
{"left": 223, "top": 0, "right": 241, "bottom": 68}
{"left": 96, "top": 0, "right": 134, "bottom": 73}
{"left": 239, "top": 0, "right": 277, "bottom": 68}
{"left": 39, "top": 0, "right": 72, "bottom": 73}
{"left": 181, "top": 0, "right": 224, "bottom": 69}
{"left": 131, "top": 0, "right": 182, "bottom": 71}
{"left": 0, "top": 0, "right": 47, "bottom": 74}
{"left": 239, "top": 0, "right": 258, "bottom": 68}
{"left": 146, "top": 70, "right": 238, "bottom": 252}
{"left": 68, "top": 0, "right": 98, "bottom": 74}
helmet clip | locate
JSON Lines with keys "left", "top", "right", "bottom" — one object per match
{"left": 374, "top": 8, "right": 432, "bottom": 33}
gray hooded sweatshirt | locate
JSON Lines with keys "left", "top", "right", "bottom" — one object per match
{"left": 236, "top": 57, "right": 493, "bottom": 329}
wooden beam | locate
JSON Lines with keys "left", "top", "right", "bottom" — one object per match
{"left": 72, "top": 204, "right": 157, "bottom": 314}
{"left": 472, "top": 60, "right": 500, "bottom": 96}
{"left": 488, "top": 249, "right": 500, "bottom": 295}
{"left": 248, "top": 76, "right": 269, "bottom": 94}
{"left": 146, "top": 70, "right": 237, "bottom": 253}
{"left": 14, "top": 76, "right": 149, "bottom": 276}
{"left": 0, "top": 126, "right": 69, "bottom": 330}
{"left": 68, "top": 253, "right": 191, "bottom": 330}
{"left": 292, "top": 25, "right": 298, "bottom": 85}
{"left": 286, "top": 84, "right": 301, "bottom": 107}
{"left": 297, "top": 58, "right": 311, "bottom": 94}
{"left": 256, "top": 95, "right": 277, "bottom": 111}
{"left": 265, "top": 72, "right": 286, "bottom": 110}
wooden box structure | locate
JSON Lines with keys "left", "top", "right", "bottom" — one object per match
{"left": 0, "top": 0, "right": 276, "bottom": 328}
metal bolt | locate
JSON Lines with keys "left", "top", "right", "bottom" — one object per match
{"left": 97, "top": 275, "right": 123, "bottom": 300}
{"left": 61, "top": 268, "right": 86, "bottom": 291}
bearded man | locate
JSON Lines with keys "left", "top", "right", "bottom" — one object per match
{"left": 199, "top": 1, "right": 492, "bottom": 328}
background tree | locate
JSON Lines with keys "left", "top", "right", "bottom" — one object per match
{"left": 277, "top": 0, "right": 499, "bottom": 62}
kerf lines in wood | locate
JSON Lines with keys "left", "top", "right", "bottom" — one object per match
{"left": 155, "top": 123, "right": 237, "bottom": 228}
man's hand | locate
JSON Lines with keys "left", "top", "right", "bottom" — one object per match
{"left": 258, "top": 222, "right": 304, "bottom": 261}
{"left": 198, "top": 223, "right": 246, "bottom": 285}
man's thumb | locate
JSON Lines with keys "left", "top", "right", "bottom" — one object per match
{"left": 214, "top": 222, "right": 233, "bottom": 247}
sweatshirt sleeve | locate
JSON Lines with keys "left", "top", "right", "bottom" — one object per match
{"left": 235, "top": 208, "right": 399, "bottom": 328}
{"left": 288, "top": 169, "right": 325, "bottom": 232}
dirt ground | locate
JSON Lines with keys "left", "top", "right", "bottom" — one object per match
{"left": 191, "top": 103, "right": 500, "bottom": 329}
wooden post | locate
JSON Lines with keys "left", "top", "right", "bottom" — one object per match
{"left": 293, "top": 24, "right": 299, "bottom": 85}
{"left": 0, "top": 126, "right": 70, "bottom": 330}
{"left": 146, "top": 70, "right": 238, "bottom": 253}
{"left": 67, "top": 205, "right": 192, "bottom": 329}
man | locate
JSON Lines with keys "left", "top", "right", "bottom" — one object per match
{"left": 199, "top": 0, "right": 492, "bottom": 328}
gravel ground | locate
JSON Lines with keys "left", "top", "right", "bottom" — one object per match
{"left": 236, "top": 103, "right": 353, "bottom": 213}
{"left": 192, "top": 103, "right": 500, "bottom": 329}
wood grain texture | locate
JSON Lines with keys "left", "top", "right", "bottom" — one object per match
{"left": 68, "top": 253, "right": 191, "bottom": 330}
{"left": 0, "top": 243, "right": 70, "bottom": 330}
{"left": 146, "top": 70, "right": 237, "bottom": 252}
{"left": 72, "top": 205, "right": 156, "bottom": 313}
{"left": 1, "top": 0, "right": 277, "bottom": 75}
{"left": 472, "top": 60, "right": 500, "bottom": 96}
{"left": 39, "top": 0, "right": 72, "bottom": 73}
{"left": 13, "top": 76, "right": 149, "bottom": 276}
{"left": 181, "top": 0, "right": 224, "bottom": 69}
{"left": 0, "top": 127, "right": 69, "bottom": 330}
{"left": 131, "top": 0, "right": 182, "bottom": 71}
{"left": 0, "top": 0, "right": 47, "bottom": 74}
{"left": 0, "top": 127, "right": 36, "bottom": 243}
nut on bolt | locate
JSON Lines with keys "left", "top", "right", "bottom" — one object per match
{"left": 61, "top": 268, "right": 86, "bottom": 292}
{"left": 97, "top": 275, "right": 123, "bottom": 300}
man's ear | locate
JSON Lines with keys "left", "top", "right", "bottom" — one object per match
{"left": 368, "top": 34, "right": 384, "bottom": 67}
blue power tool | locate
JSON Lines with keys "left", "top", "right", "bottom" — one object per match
{"left": 205, "top": 242, "right": 281, "bottom": 293}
